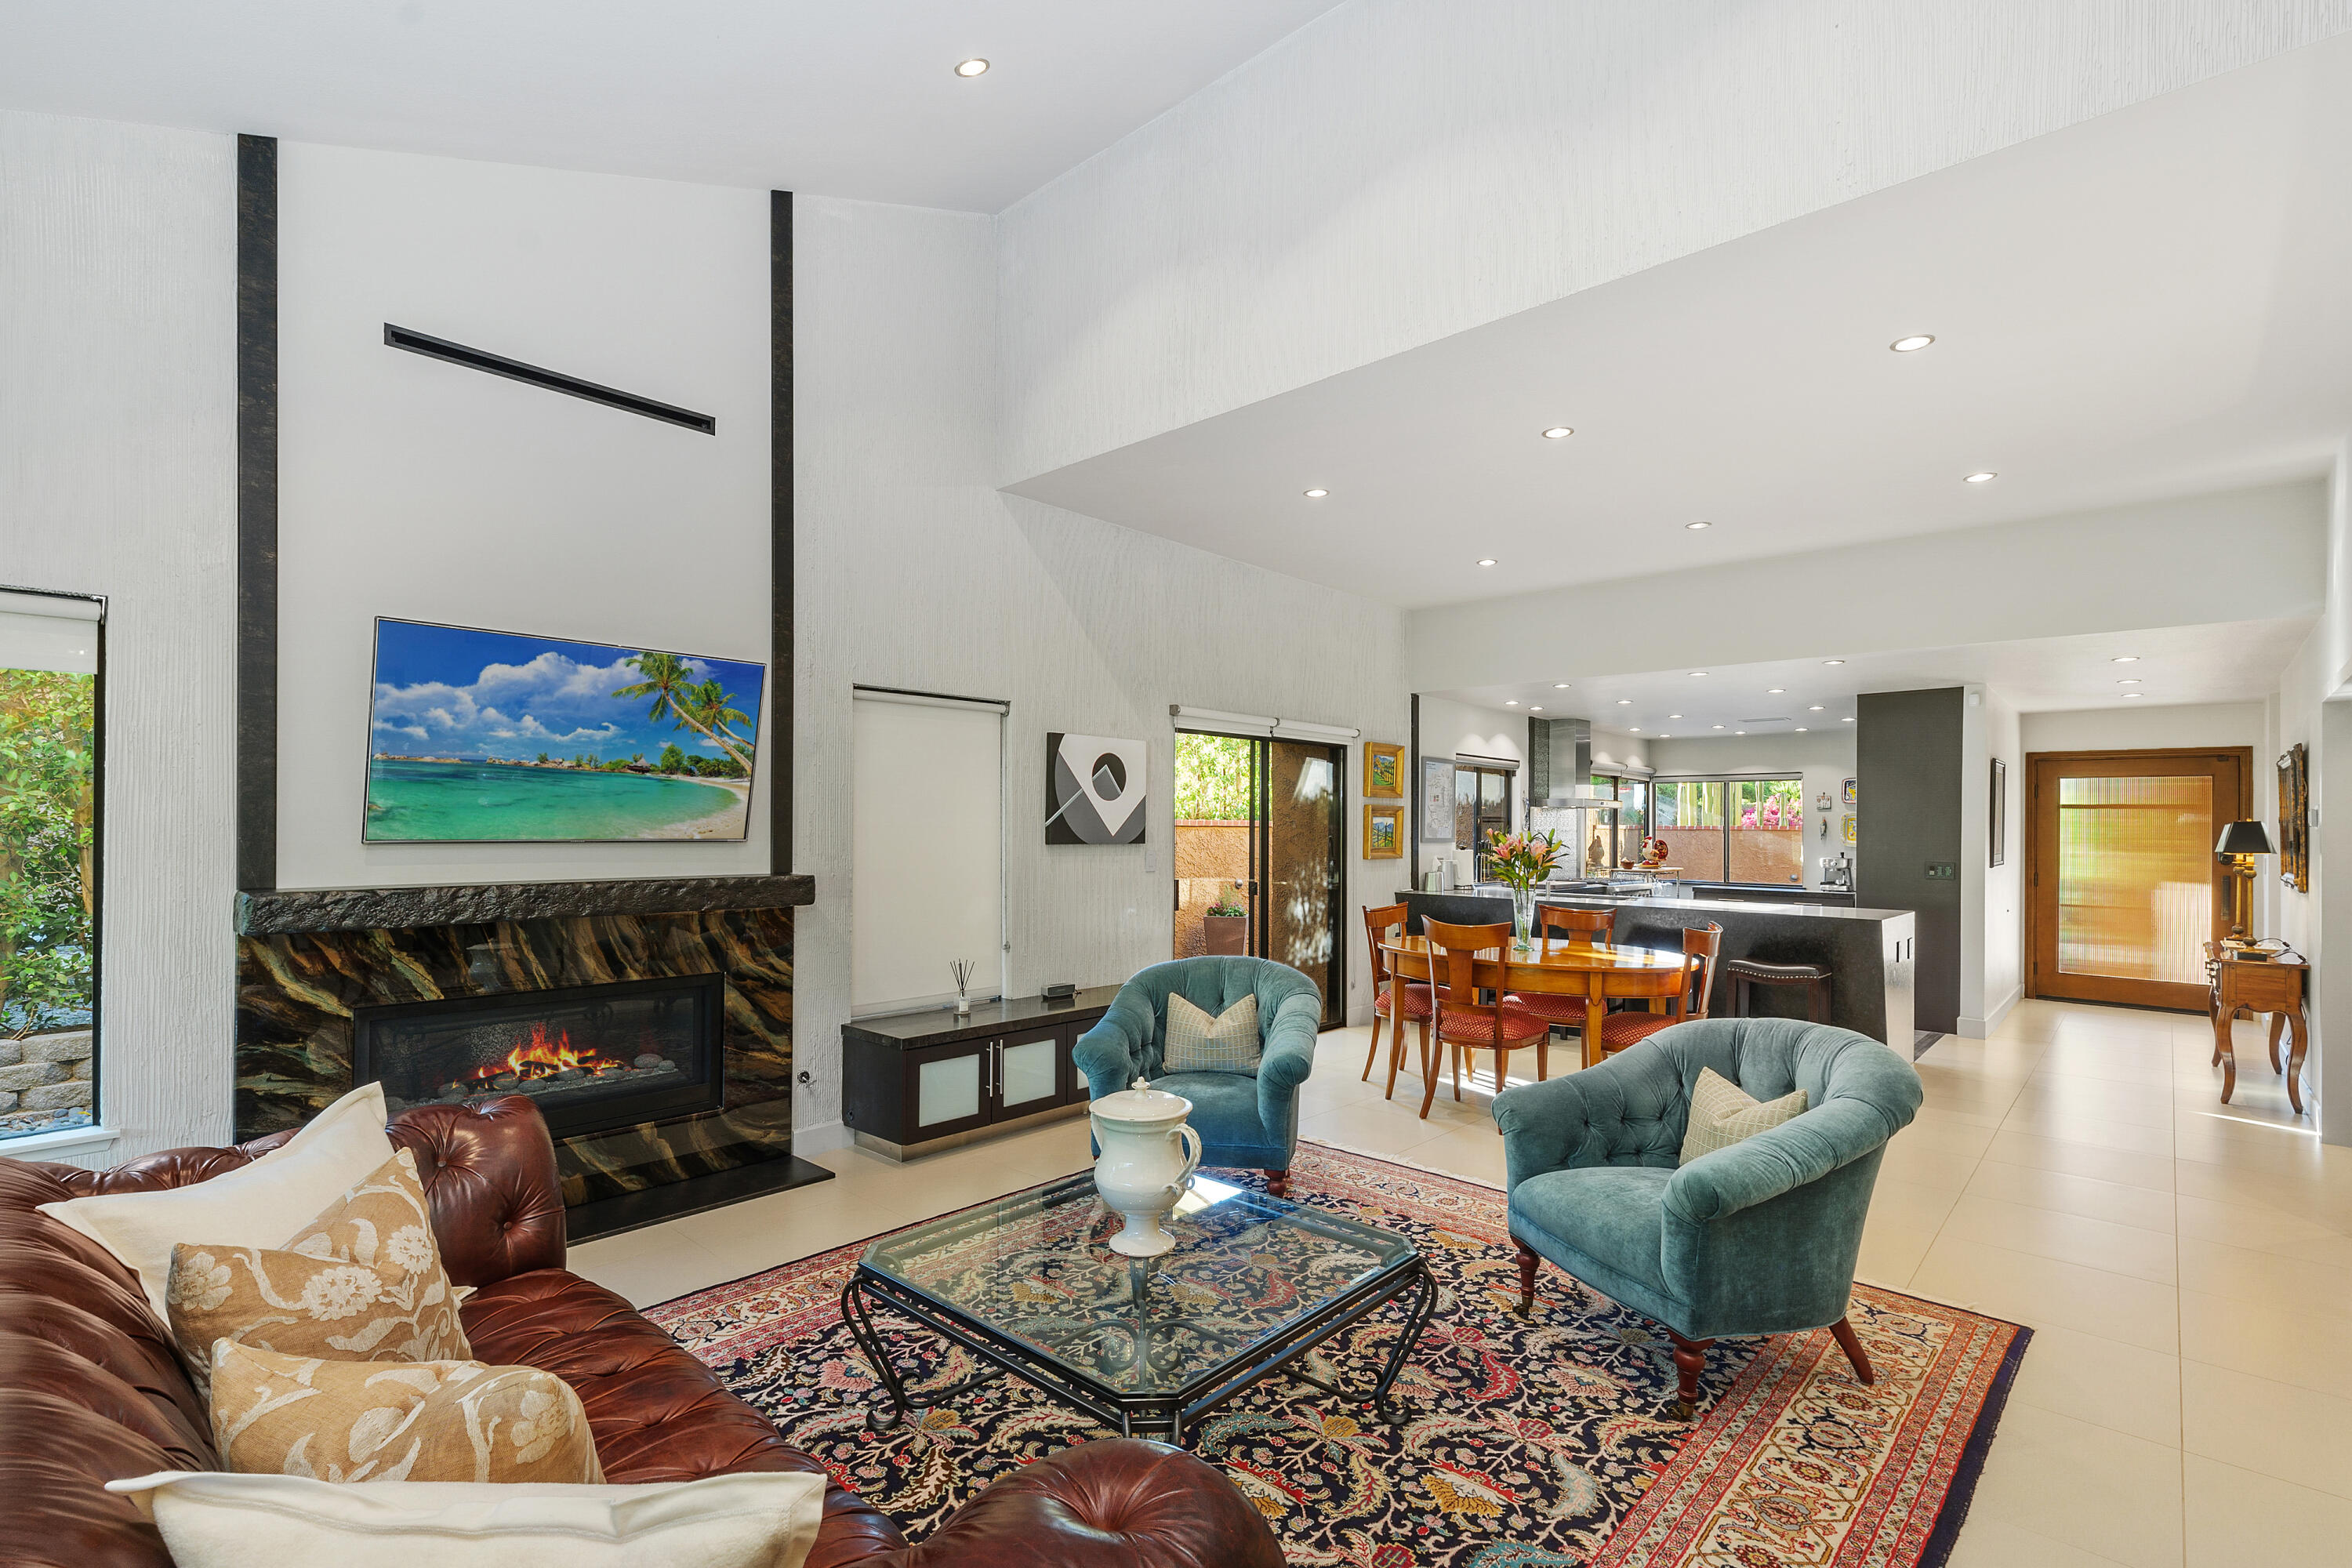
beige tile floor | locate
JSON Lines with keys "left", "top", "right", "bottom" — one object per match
{"left": 570, "top": 1000, "right": 2350, "bottom": 1567}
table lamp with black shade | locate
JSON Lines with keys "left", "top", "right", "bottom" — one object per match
{"left": 2215, "top": 819, "right": 2274, "bottom": 939}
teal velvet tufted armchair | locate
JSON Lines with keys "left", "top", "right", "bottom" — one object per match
{"left": 1492, "top": 1017, "right": 1922, "bottom": 1416}
{"left": 1073, "top": 957, "right": 1322, "bottom": 1196}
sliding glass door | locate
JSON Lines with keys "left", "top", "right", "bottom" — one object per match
{"left": 1171, "top": 730, "right": 1345, "bottom": 1027}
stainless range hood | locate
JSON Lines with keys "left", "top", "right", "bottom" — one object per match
{"left": 1540, "top": 717, "right": 1621, "bottom": 808}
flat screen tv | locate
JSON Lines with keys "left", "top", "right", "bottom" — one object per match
{"left": 365, "top": 618, "right": 764, "bottom": 844}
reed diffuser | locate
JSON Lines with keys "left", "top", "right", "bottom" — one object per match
{"left": 950, "top": 959, "right": 977, "bottom": 1016}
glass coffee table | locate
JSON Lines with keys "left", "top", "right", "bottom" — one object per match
{"left": 838, "top": 1171, "right": 1431, "bottom": 1446}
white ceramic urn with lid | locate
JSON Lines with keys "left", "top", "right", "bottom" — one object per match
{"left": 1090, "top": 1076, "right": 1203, "bottom": 1257}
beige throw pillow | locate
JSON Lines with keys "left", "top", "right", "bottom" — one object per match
{"left": 209, "top": 1341, "right": 601, "bottom": 1485}
{"left": 167, "top": 1149, "right": 470, "bottom": 1402}
{"left": 1163, "top": 992, "right": 1261, "bottom": 1073}
{"left": 107, "top": 1470, "right": 829, "bottom": 1568}
{"left": 37, "top": 1082, "right": 397, "bottom": 1326}
{"left": 1678, "top": 1066, "right": 1809, "bottom": 1164}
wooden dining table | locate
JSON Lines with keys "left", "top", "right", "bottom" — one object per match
{"left": 1377, "top": 933, "right": 1700, "bottom": 1083}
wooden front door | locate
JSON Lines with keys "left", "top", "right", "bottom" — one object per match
{"left": 2027, "top": 749, "right": 2250, "bottom": 1010}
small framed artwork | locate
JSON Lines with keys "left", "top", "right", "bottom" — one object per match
{"left": 1841, "top": 777, "right": 1858, "bottom": 808}
{"left": 1842, "top": 814, "right": 1857, "bottom": 845}
{"left": 1047, "top": 732, "right": 1146, "bottom": 844}
{"left": 1420, "top": 757, "right": 1455, "bottom": 843}
{"left": 1363, "top": 741, "right": 1404, "bottom": 799}
{"left": 1989, "top": 758, "right": 2007, "bottom": 867}
{"left": 1364, "top": 804, "right": 1404, "bottom": 858}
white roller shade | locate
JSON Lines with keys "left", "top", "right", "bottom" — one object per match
{"left": 851, "top": 690, "right": 1005, "bottom": 1016}
{"left": 0, "top": 594, "right": 102, "bottom": 675}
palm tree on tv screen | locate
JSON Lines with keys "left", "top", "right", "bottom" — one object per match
{"left": 612, "top": 652, "right": 754, "bottom": 775}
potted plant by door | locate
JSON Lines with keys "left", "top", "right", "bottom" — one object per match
{"left": 1203, "top": 885, "right": 1248, "bottom": 956}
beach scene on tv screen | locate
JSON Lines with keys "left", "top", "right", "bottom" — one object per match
{"left": 365, "top": 619, "right": 763, "bottom": 843}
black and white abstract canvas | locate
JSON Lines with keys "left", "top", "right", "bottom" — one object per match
{"left": 1047, "top": 732, "right": 1146, "bottom": 844}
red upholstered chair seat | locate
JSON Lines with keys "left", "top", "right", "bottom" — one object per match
{"left": 1435, "top": 1004, "right": 1549, "bottom": 1045}
{"left": 1373, "top": 981, "right": 1434, "bottom": 1020}
{"left": 1502, "top": 991, "right": 1584, "bottom": 1025}
{"left": 1598, "top": 1011, "right": 1683, "bottom": 1051}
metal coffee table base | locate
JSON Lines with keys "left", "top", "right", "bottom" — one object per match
{"left": 839, "top": 1255, "right": 1436, "bottom": 1446}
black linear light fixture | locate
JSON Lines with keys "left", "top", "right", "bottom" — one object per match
{"left": 384, "top": 325, "right": 717, "bottom": 434}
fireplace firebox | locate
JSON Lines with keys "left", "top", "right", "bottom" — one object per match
{"left": 353, "top": 973, "right": 726, "bottom": 1141}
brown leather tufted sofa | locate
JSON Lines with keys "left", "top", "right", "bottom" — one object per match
{"left": 0, "top": 1097, "right": 1283, "bottom": 1568}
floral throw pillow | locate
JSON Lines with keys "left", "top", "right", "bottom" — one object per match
{"left": 209, "top": 1341, "right": 601, "bottom": 1484}
{"left": 166, "top": 1149, "right": 470, "bottom": 1402}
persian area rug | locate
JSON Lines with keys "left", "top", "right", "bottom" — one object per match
{"left": 646, "top": 1142, "right": 2028, "bottom": 1568}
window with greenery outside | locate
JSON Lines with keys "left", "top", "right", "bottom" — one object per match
{"left": 0, "top": 668, "right": 96, "bottom": 1140}
{"left": 1175, "top": 734, "right": 1253, "bottom": 821}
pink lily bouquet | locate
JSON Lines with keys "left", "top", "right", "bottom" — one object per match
{"left": 1485, "top": 828, "right": 1567, "bottom": 891}
{"left": 1486, "top": 828, "right": 1566, "bottom": 949}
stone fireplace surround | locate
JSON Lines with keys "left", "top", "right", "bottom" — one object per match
{"left": 234, "top": 874, "right": 829, "bottom": 1240}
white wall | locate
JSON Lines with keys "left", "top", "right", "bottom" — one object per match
{"left": 1411, "top": 695, "right": 1527, "bottom": 885}
{"left": 274, "top": 143, "right": 774, "bottom": 889}
{"left": 793, "top": 196, "right": 1410, "bottom": 1143}
{"left": 1644, "top": 729, "right": 1858, "bottom": 887}
{"left": 1408, "top": 485, "right": 2325, "bottom": 694}
{"left": 996, "top": 2, "right": 2352, "bottom": 481}
{"left": 1962, "top": 688, "right": 2025, "bottom": 1036}
{"left": 0, "top": 111, "right": 237, "bottom": 1160}
{"left": 2020, "top": 701, "right": 2267, "bottom": 756}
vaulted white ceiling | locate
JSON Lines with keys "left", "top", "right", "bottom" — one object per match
{"left": 0, "top": 0, "right": 1342, "bottom": 212}
{"left": 1008, "top": 35, "right": 2352, "bottom": 608}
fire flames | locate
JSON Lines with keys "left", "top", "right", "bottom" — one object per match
{"left": 467, "top": 1022, "right": 626, "bottom": 1083}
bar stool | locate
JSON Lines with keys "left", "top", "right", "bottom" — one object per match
{"left": 1725, "top": 958, "right": 1832, "bottom": 1023}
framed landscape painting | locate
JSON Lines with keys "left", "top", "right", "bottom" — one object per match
{"left": 365, "top": 619, "right": 763, "bottom": 843}
{"left": 1363, "top": 741, "right": 1403, "bottom": 799}
{"left": 1364, "top": 804, "right": 1403, "bottom": 858}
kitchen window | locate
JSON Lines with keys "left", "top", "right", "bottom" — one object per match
{"left": 1578, "top": 774, "right": 1652, "bottom": 873}
{"left": 1654, "top": 777, "right": 1805, "bottom": 885}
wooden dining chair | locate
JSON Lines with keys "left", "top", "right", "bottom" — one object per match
{"left": 1594, "top": 922, "right": 1725, "bottom": 1057}
{"left": 1508, "top": 905, "right": 1617, "bottom": 1036}
{"left": 1362, "top": 902, "right": 1432, "bottom": 1100}
{"left": 1423, "top": 917, "right": 1548, "bottom": 1121}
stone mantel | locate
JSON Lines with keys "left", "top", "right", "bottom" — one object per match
{"left": 234, "top": 874, "right": 816, "bottom": 935}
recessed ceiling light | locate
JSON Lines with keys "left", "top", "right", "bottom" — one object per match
{"left": 1302, "top": 488, "right": 1328, "bottom": 498}
{"left": 1685, "top": 521, "right": 1712, "bottom": 531}
{"left": 1529, "top": 706, "right": 1544, "bottom": 712}
{"left": 1808, "top": 705, "right": 1824, "bottom": 711}
{"left": 1889, "top": 335, "right": 1935, "bottom": 352}
{"left": 1553, "top": 682, "right": 1570, "bottom": 689}
{"left": 1823, "top": 659, "right": 1846, "bottom": 666}
{"left": 1712, "top": 724, "right": 1726, "bottom": 731}
{"left": 1630, "top": 727, "right": 1642, "bottom": 733}
{"left": 1795, "top": 727, "right": 1808, "bottom": 732}
{"left": 1477, "top": 557, "right": 1497, "bottom": 567}
{"left": 954, "top": 57, "right": 990, "bottom": 76}
{"left": 2122, "top": 692, "right": 2144, "bottom": 699}
{"left": 1690, "top": 670, "right": 1708, "bottom": 677}
{"left": 1504, "top": 699, "right": 1519, "bottom": 706}
{"left": 1766, "top": 688, "right": 1784, "bottom": 694}
{"left": 1541, "top": 426, "right": 1573, "bottom": 439}
{"left": 1669, "top": 713, "right": 1682, "bottom": 719}
{"left": 2111, "top": 655, "right": 2139, "bottom": 663}
{"left": 1657, "top": 734, "right": 1670, "bottom": 739}
{"left": 1737, "top": 731, "right": 1748, "bottom": 736}
{"left": 2118, "top": 678, "right": 2141, "bottom": 685}
{"left": 1842, "top": 717, "right": 1854, "bottom": 722}
{"left": 1963, "top": 471, "right": 1998, "bottom": 484}
{"left": 1616, "top": 699, "right": 1632, "bottom": 706}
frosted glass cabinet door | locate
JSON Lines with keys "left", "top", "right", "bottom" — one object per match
{"left": 916, "top": 1051, "right": 983, "bottom": 1127}
{"left": 997, "top": 1033, "right": 1060, "bottom": 1113}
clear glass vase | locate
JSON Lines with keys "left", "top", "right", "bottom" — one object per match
{"left": 1511, "top": 886, "right": 1536, "bottom": 951}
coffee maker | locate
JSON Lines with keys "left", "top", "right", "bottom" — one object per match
{"left": 1818, "top": 852, "right": 1853, "bottom": 892}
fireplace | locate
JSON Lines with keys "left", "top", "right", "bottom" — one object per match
{"left": 354, "top": 972, "right": 726, "bottom": 1142}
